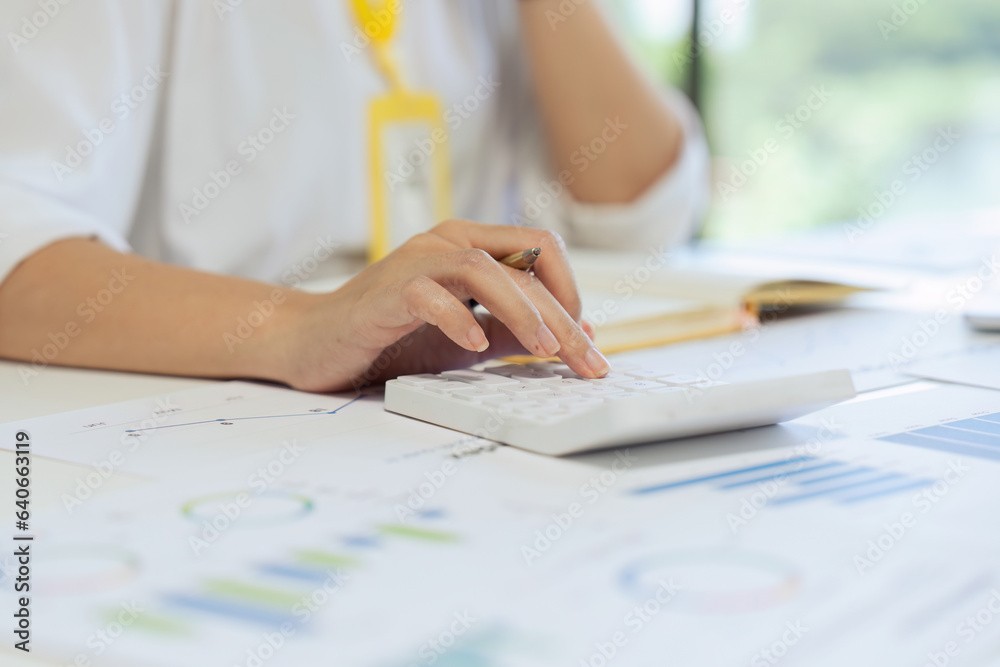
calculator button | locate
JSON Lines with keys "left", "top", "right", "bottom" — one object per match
{"left": 589, "top": 373, "right": 631, "bottom": 385}
{"left": 540, "top": 377, "right": 591, "bottom": 388}
{"left": 611, "top": 362, "right": 640, "bottom": 370}
{"left": 442, "top": 370, "right": 518, "bottom": 386}
{"left": 485, "top": 364, "right": 528, "bottom": 377}
{"left": 624, "top": 368, "right": 670, "bottom": 380}
{"left": 396, "top": 374, "right": 446, "bottom": 387}
{"left": 426, "top": 382, "right": 477, "bottom": 394}
{"left": 454, "top": 387, "right": 500, "bottom": 398}
{"left": 571, "top": 385, "right": 625, "bottom": 397}
{"left": 657, "top": 375, "right": 706, "bottom": 386}
{"left": 649, "top": 387, "right": 687, "bottom": 395}
{"left": 530, "top": 390, "right": 573, "bottom": 402}
{"left": 606, "top": 392, "right": 643, "bottom": 400}
{"left": 544, "top": 363, "right": 582, "bottom": 378}
{"left": 615, "top": 380, "right": 662, "bottom": 391}
{"left": 511, "top": 372, "right": 561, "bottom": 382}
{"left": 499, "top": 384, "right": 551, "bottom": 396}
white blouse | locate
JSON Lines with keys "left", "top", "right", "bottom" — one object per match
{"left": 0, "top": 0, "right": 709, "bottom": 287}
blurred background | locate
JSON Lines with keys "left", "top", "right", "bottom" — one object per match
{"left": 606, "top": 0, "right": 1000, "bottom": 241}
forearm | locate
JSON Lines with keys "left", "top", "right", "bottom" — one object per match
{"left": 0, "top": 238, "right": 312, "bottom": 383}
{"left": 518, "top": 0, "right": 684, "bottom": 204}
{"left": 0, "top": 222, "right": 606, "bottom": 393}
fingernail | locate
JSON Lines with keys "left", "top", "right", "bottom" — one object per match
{"left": 468, "top": 326, "right": 489, "bottom": 352}
{"left": 536, "top": 324, "right": 560, "bottom": 357}
{"left": 585, "top": 346, "right": 610, "bottom": 377}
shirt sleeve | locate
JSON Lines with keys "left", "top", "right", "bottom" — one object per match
{"left": 0, "top": 1, "right": 171, "bottom": 286}
{"left": 502, "top": 15, "right": 710, "bottom": 252}
{"left": 560, "top": 87, "right": 711, "bottom": 252}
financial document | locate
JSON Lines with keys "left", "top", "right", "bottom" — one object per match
{"left": 4, "top": 378, "right": 1000, "bottom": 666}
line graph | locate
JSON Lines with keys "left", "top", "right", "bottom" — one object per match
{"left": 7, "top": 381, "right": 398, "bottom": 478}
{"left": 124, "top": 395, "right": 365, "bottom": 433}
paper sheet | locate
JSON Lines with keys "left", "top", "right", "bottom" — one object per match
{"left": 9, "top": 435, "right": 1000, "bottom": 667}
{"left": 609, "top": 308, "right": 988, "bottom": 393}
{"left": 1, "top": 381, "right": 458, "bottom": 478}
{"left": 904, "top": 345, "right": 1000, "bottom": 391}
{"left": 5, "top": 319, "right": 1000, "bottom": 665}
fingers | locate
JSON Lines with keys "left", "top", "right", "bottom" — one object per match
{"left": 422, "top": 248, "right": 564, "bottom": 361}
{"left": 377, "top": 222, "right": 599, "bottom": 377}
{"left": 503, "top": 266, "right": 610, "bottom": 378}
{"left": 419, "top": 248, "right": 607, "bottom": 379}
{"left": 395, "top": 276, "right": 489, "bottom": 353}
{"left": 429, "top": 220, "right": 582, "bottom": 321}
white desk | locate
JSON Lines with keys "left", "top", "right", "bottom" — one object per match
{"left": 3, "top": 305, "right": 999, "bottom": 666}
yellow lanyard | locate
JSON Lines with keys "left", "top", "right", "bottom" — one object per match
{"left": 347, "top": 0, "right": 453, "bottom": 262}
{"left": 346, "top": 0, "right": 405, "bottom": 91}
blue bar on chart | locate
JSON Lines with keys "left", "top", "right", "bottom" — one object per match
{"left": 162, "top": 593, "right": 296, "bottom": 627}
{"left": 629, "top": 456, "right": 934, "bottom": 506}
{"left": 878, "top": 412, "right": 1000, "bottom": 462}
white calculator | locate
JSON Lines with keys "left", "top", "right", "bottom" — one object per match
{"left": 384, "top": 362, "right": 856, "bottom": 456}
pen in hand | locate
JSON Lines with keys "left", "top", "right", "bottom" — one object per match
{"left": 499, "top": 247, "right": 542, "bottom": 271}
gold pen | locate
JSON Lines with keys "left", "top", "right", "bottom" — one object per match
{"left": 499, "top": 247, "right": 541, "bottom": 271}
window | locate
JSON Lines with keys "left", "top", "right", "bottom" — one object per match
{"left": 611, "top": 0, "right": 1000, "bottom": 240}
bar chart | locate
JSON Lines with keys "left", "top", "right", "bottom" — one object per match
{"left": 879, "top": 412, "right": 1000, "bottom": 462}
{"left": 629, "top": 455, "right": 935, "bottom": 506}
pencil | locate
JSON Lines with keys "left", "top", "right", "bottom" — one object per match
{"left": 499, "top": 247, "right": 541, "bottom": 271}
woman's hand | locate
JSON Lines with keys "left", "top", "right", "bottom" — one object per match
{"left": 282, "top": 220, "right": 608, "bottom": 392}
